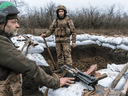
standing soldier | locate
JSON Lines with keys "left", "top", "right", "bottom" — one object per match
{"left": 0, "top": 1, "right": 74, "bottom": 96}
{"left": 41, "top": 5, "right": 76, "bottom": 73}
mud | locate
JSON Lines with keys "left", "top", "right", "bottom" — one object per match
{"left": 23, "top": 44, "right": 128, "bottom": 96}
{"left": 42, "top": 44, "right": 128, "bottom": 71}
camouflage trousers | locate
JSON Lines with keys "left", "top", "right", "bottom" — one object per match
{"left": 0, "top": 72, "right": 22, "bottom": 96}
{"left": 56, "top": 42, "right": 72, "bottom": 68}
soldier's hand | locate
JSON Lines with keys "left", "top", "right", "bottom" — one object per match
{"left": 60, "top": 77, "right": 75, "bottom": 87}
{"left": 72, "top": 43, "right": 76, "bottom": 48}
{"left": 41, "top": 34, "right": 46, "bottom": 38}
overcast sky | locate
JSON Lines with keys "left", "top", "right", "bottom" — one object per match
{"left": 23, "top": 0, "right": 128, "bottom": 11}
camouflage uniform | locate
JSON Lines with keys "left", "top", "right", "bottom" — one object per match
{"left": 45, "top": 5, "right": 76, "bottom": 68}
{"left": 0, "top": 1, "right": 60, "bottom": 96}
{"left": 0, "top": 30, "right": 60, "bottom": 96}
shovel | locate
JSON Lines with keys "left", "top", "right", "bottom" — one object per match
{"left": 43, "top": 37, "right": 57, "bottom": 70}
{"left": 94, "top": 63, "right": 128, "bottom": 96}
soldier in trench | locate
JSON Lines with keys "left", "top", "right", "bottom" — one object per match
{"left": 41, "top": 5, "right": 76, "bottom": 73}
{"left": 0, "top": 1, "right": 75, "bottom": 96}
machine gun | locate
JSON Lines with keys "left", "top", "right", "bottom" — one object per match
{"left": 61, "top": 65, "right": 107, "bottom": 90}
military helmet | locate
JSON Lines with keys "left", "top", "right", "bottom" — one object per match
{"left": 0, "top": 1, "right": 19, "bottom": 23}
{"left": 56, "top": 5, "right": 67, "bottom": 14}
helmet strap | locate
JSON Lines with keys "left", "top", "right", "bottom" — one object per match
{"left": 3, "top": 19, "right": 8, "bottom": 36}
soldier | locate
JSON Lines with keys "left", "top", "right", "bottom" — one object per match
{"left": 41, "top": 5, "right": 76, "bottom": 73}
{"left": 0, "top": 1, "right": 74, "bottom": 96}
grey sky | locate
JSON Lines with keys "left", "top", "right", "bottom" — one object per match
{"left": 24, "top": 0, "right": 128, "bottom": 11}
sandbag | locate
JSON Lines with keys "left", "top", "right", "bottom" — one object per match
{"left": 89, "top": 35, "right": 101, "bottom": 41}
{"left": 122, "top": 37, "right": 128, "bottom": 46}
{"left": 26, "top": 53, "right": 49, "bottom": 66}
{"left": 22, "top": 44, "right": 44, "bottom": 55}
{"left": 97, "top": 36, "right": 107, "bottom": 43}
{"left": 109, "top": 37, "right": 123, "bottom": 45}
{"left": 47, "top": 42, "right": 56, "bottom": 47}
{"left": 95, "top": 40, "right": 102, "bottom": 46}
{"left": 76, "top": 41, "right": 83, "bottom": 46}
{"left": 31, "top": 36, "right": 44, "bottom": 43}
{"left": 45, "top": 35, "right": 55, "bottom": 42}
{"left": 76, "top": 34, "right": 89, "bottom": 41}
{"left": 81, "top": 40, "right": 96, "bottom": 45}
{"left": 39, "top": 43, "right": 46, "bottom": 48}
{"left": 117, "top": 44, "right": 128, "bottom": 51}
{"left": 102, "top": 43, "right": 116, "bottom": 50}
{"left": 39, "top": 81, "right": 88, "bottom": 96}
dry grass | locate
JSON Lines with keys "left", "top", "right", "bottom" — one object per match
{"left": 17, "top": 28, "right": 128, "bottom": 37}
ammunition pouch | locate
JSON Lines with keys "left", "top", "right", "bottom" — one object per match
{"left": 55, "top": 26, "right": 66, "bottom": 37}
{"left": 0, "top": 72, "right": 22, "bottom": 96}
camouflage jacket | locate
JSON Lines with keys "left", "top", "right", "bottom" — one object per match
{"left": 0, "top": 30, "right": 60, "bottom": 89}
{"left": 45, "top": 16, "right": 76, "bottom": 43}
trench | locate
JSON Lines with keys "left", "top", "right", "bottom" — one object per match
{"left": 42, "top": 44, "right": 128, "bottom": 71}
{"left": 22, "top": 44, "right": 128, "bottom": 96}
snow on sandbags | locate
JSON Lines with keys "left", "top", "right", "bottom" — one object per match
{"left": 22, "top": 44, "right": 44, "bottom": 55}
{"left": 26, "top": 53, "right": 49, "bottom": 66}
{"left": 39, "top": 81, "right": 88, "bottom": 96}
{"left": 108, "top": 37, "right": 123, "bottom": 45}
{"left": 76, "top": 34, "right": 89, "bottom": 41}
{"left": 117, "top": 44, "right": 128, "bottom": 51}
{"left": 81, "top": 40, "right": 96, "bottom": 45}
{"left": 102, "top": 43, "right": 116, "bottom": 50}
{"left": 98, "top": 63, "right": 128, "bottom": 90}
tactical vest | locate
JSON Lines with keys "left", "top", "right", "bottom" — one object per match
{"left": 55, "top": 17, "right": 70, "bottom": 37}
{"left": 0, "top": 72, "right": 22, "bottom": 96}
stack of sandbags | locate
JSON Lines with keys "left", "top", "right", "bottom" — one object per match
{"left": 10, "top": 34, "right": 48, "bottom": 66}
{"left": 39, "top": 63, "right": 128, "bottom": 96}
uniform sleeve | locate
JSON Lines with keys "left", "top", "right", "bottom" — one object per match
{"left": 45, "top": 19, "right": 56, "bottom": 37}
{"left": 0, "top": 36, "right": 60, "bottom": 89}
{"left": 68, "top": 19, "right": 76, "bottom": 43}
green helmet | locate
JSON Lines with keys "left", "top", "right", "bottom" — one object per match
{"left": 0, "top": 1, "right": 19, "bottom": 23}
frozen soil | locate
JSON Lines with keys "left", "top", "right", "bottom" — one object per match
{"left": 23, "top": 44, "right": 128, "bottom": 96}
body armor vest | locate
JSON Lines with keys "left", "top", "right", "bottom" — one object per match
{"left": 55, "top": 17, "right": 70, "bottom": 37}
